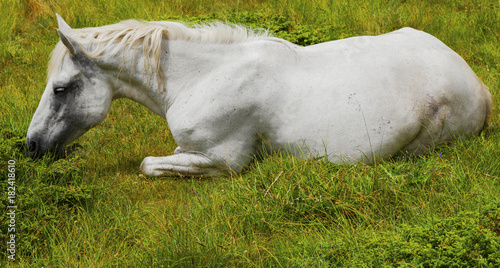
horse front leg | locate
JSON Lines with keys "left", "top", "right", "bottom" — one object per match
{"left": 173, "top": 146, "right": 183, "bottom": 154}
{"left": 140, "top": 152, "right": 228, "bottom": 177}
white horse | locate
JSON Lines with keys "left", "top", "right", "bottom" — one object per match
{"left": 26, "top": 14, "right": 492, "bottom": 177}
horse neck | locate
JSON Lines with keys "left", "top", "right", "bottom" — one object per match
{"left": 100, "top": 43, "right": 168, "bottom": 118}
{"left": 102, "top": 39, "right": 266, "bottom": 118}
{"left": 100, "top": 39, "right": 235, "bottom": 117}
{"left": 163, "top": 39, "right": 248, "bottom": 100}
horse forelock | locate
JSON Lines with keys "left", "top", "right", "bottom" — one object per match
{"left": 47, "top": 20, "right": 276, "bottom": 82}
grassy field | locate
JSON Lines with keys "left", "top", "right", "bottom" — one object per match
{"left": 1, "top": 0, "right": 500, "bottom": 266}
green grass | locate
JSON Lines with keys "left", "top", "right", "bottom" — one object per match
{"left": 1, "top": 0, "right": 500, "bottom": 266}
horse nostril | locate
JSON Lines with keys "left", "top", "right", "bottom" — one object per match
{"left": 26, "top": 139, "right": 41, "bottom": 159}
{"left": 29, "top": 141, "right": 38, "bottom": 153}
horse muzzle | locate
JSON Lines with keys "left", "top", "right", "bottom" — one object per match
{"left": 25, "top": 137, "right": 64, "bottom": 159}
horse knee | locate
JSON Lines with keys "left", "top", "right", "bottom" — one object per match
{"left": 174, "top": 146, "right": 183, "bottom": 154}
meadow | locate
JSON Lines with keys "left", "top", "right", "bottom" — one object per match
{"left": 1, "top": 0, "right": 500, "bottom": 266}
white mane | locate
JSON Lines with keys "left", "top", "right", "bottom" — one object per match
{"left": 48, "top": 19, "right": 278, "bottom": 79}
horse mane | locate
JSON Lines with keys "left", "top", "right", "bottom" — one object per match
{"left": 47, "top": 19, "right": 280, "bottom": 81}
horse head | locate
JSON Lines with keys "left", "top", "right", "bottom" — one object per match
{"left": 26, "top": 14, "right": 113, "bottom": 159}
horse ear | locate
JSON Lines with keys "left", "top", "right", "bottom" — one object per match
{"left": 57, "top": 29, "right": 80, "bottom": 55}
{"left": 56, "top": 13, "right": 72, "bottom": 32}
{"left": 56, "top": 14, "right": 83, "bottom": 56}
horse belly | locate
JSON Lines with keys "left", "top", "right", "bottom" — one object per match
{"left": 268, "top": 84, "right": 422, "bottom": 163}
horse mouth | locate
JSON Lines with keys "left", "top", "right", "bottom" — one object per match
{"left": 25, "top": 139, "right": 65, "bottom": 160}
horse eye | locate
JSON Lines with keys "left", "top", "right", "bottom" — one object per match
{"left": 53, "top": 87, "right": 66, "bottom": 95}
